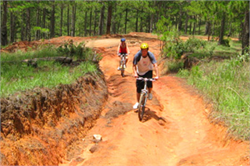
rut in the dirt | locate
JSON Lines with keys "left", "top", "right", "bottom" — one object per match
{"left": 1, "top": 33, "right": 249, "bottom": 166}
{"left": 59, "top": 35, "right": 249, "bottom": 166}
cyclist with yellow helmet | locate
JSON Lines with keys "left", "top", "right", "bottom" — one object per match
{"left": 132, "top": 43, "right": 159, "bottom": 109}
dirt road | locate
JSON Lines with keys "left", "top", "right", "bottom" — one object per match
{"left": 59, "top": 33, "right": 249, "bottom": 166}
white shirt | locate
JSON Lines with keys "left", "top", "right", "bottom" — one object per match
{"left": 137, "top": 56, "right": 153, "bottom": 75}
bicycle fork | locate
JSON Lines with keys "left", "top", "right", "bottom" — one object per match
{"left": 140, "top": 81, "right": 148, "bottom": 106}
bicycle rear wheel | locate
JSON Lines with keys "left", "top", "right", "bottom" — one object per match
{"left": 138, "top": 93, "right": 146, "bottom": 121}
{"left": 120, "top": 59, "right": 125, "bottom": 77}
{"left": 121, "top": 67, "right": 125, "bottom": 77}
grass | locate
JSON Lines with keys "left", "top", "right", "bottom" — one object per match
{"left": 0, "top": 45, "right": 99, "bottom": 97}
{"left": 177, "top": 57, "right": 250, "bottom": 140}
{"left": 160, "top": 35, "right": 249, "bottom": 140}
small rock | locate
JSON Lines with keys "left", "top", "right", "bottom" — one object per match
{"left": 93, "top": 134, "right": 102, "bottom": 143}
{"left": 89, "top": 145, "right": 99, "bottom": 153}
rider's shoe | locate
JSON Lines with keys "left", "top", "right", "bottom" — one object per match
{"left": 148, "top": 93, "right": 153, "bottom": 100}
{"left": 117, "top": 66, "right": 121, "bottom": 70}
{"left": 133, "top": 102, "right": 139, "bottom": 109}
{"left": 124, "top": 65, "right": 126, "bottom": 68}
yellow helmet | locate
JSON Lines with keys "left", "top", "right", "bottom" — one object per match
{"left": 140, "top": 43, "right": 149, "bottom": 49}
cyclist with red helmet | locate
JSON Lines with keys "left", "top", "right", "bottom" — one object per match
{"left": 132, "top": 43, "right": 159, "bottom": 109}
{"left": 117, "top": 38, "right": 130, "bottom": 70}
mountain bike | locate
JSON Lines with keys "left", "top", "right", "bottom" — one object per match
{"left": 136, "top": 77, "right": 155, "bottom": 121}
{"left": 118, "top": 53, "right": 127, "bottom": 77}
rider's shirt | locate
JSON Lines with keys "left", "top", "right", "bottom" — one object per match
{"left": 133, "top": 50, "right": 156, "bottom": 75}
{"left": 119, "top": 43, "right": 127, "bottom": 53}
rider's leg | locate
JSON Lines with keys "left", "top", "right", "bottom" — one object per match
{"left": 125, "top": 57, "right": 128, "bottom": 68}
{"left": 146, "top": 71, "right": 153, "bottom": 100}
{"left": 133, "top": 78, "right": 143, "bottom": 109}
{"left": 148, "top": 88, "right": 152, "bottom": 93}
{"left": 137, "top": 92, "right": 140, "bottom": 102}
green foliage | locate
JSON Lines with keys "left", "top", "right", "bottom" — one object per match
{"left": 166, "top": 61, "right": 184, "bottom": 73}
{"left": 221, "top": 38, "right": 230, "bottom": 47}
{"left": 177, "top": 58, "right": 250, "bottom": 140}
{"left": 56, "top": 40, "right": 101, "bottom": 61}
{"left": 33, "top": 26, "right": 50, "bottom": 34}
{"left": 160, "top": 35, "right": 215, "bottom": 60}
{"left": 0, "top": 46, "right": 99, "bottom": 97}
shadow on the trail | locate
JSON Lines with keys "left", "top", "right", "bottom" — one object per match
{"left": 135, "top": 107, "right": 167, "bottom": 123}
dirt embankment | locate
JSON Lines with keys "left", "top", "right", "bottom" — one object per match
{"left": 1, "top": 32, "right": 249, "bottom": 166}
{"left": 0, "top": 72, "right": 108, "bottom": 165}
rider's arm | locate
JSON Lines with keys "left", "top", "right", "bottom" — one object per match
{"left": 126, "top": 43, "right": 130, "bottom": 54}
{"left": 133, "top": 51, "right": 141, "bottom": 77}
{"left": 117, "top": 43, "right": 121, "bottom": 55}
{"left": 133, "top": 64, "right": 138, "bottom": 78}
{"left": 153, "top": 63, "right": 159, "bottom": 79}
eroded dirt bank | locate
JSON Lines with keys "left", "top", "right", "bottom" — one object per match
{"left": 0, "top": 72, "right": 108, "bottom": 165}
{"left": 1, "top": 32, "right": 249, "bottom": 166}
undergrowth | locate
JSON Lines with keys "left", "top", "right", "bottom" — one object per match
{"left": 177, "top": 54, "right": 250, "bottom": 140}
{"left": 0, "top": 43, "right": 100, "bottom": 97}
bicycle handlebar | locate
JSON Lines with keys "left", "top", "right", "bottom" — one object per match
{"left": 118, "top": 53, "right": 128, "bottom": 56}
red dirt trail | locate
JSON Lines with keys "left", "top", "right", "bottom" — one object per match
{"left": 57, "top": 33, "right": 250, "bottom": 166}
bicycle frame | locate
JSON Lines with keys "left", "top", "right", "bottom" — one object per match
{"left": 137, "top": 77, "right": 155, "bottom": 121}
{"left": 119, "top": 53, "right": 127, "bottom": 77}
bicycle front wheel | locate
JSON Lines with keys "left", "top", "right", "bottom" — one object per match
{"left": 121, "top": 67, "right": 125, "bottom": 77}
{"left": 138, "top": 93, "right": 146, "bottom": 121}
{"left": 120, "top": 59, "right": 125, "bottom": 77}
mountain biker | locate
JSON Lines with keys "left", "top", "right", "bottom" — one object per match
{"left": 117, "top": 38, "right": 130, "bottom": 70}
{"left": 132, "top": 43, "right": 159, "bottom": 109}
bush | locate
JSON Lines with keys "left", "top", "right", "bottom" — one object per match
{"left": 56, "top": 40, "right": 100, "bottom": 61}
{"left": 161, "top": 36, "right": 214, "bottom": 60}
{"left": 166, "top": 61, "right": 184, "bottom": 73}
{"left": 221, "top": 39, "right": 230, "bottom": 47}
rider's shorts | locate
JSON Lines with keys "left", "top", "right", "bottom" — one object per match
{"left": 120, "top": 52, "right": 128, "bottom": 59}
{"left": 136, "top": 70, "right": 153, "bottom": 93}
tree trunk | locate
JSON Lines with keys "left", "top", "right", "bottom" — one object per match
{"left": 218, "top": 11, "right": 226, "bottom": 45}
{"left": 50, "top": 2, "right": 55, "bottom": 38}
{"left": 192, "top": 16, "right": 196, "bottom": 35}
{"left": 125, "top": 8, "right": 128, "bottom": 34}
{"left": 89, "top": 9, "right": 92, "bottom": 36}
{"left": 150, "top": 13, "right": 154, "bottom": 33}
{"left": 36, "top": 5, "right": 40, "bottom": 40}
{"left": 1, "top": 1, "right": 8, "bottom": 46}
{"left": 60, "top": 4, "right": 64, "bottom": 36}
{"left": 140, "top": 11, "right": 143, "bottom": 32}
{"left": 10, "top": 12, "right": 16, "bottom": 43}
{"left": 148, "top": 15, "right": 151, "bottom": 33}
{"left": 242, "top": 10, "right": 249, "bottom": 54}
{"left": 98, "top": 5, "right": 105, "bottom": 35}
{"left": 189, "top": 17, "right": 192, "bottom": 34}
{"left": 117, "top": 13, "right": 122, "bottom": 33}
{"left": 71, "top": 3, "right": 76, "bottom": 36}
{"left": 198, "top": 17, "right": 201, "bottom": 34}
{"left": 42, "top": 8, "right": 46, "bottom": 38}
{"left": 26, "top": 8, "right": 31, "bottom": 41}
{"left": 21, "top": 13, "right": 25, "bottom": 41}
{"left": 178, "top": 10, "right": 183, "bottom": 32}
{"left": 185, "top": 15, "right": 188, "bottom": 34}
{"left": 67, "top": 4, "right": 70, "bottom": 36}
{"left": 84, "top": 11, "right": 88, "bottom": 36}
{"left": 112, "top": 5, "right": 116, "bottom": 34}
{"left": 205, "top": 21, "right": 211, "bottom": 40}
{"left": 205, "top": 21, "right": 210, "bottom": 35}
{"left": 136, "top": 9, "right": 139, "bottom": 32}
{"left": 106, "top": 3, "right": 112, "bottom": 35}
{"left": 94, "top": 9, "right": 98, "bottom": 35}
